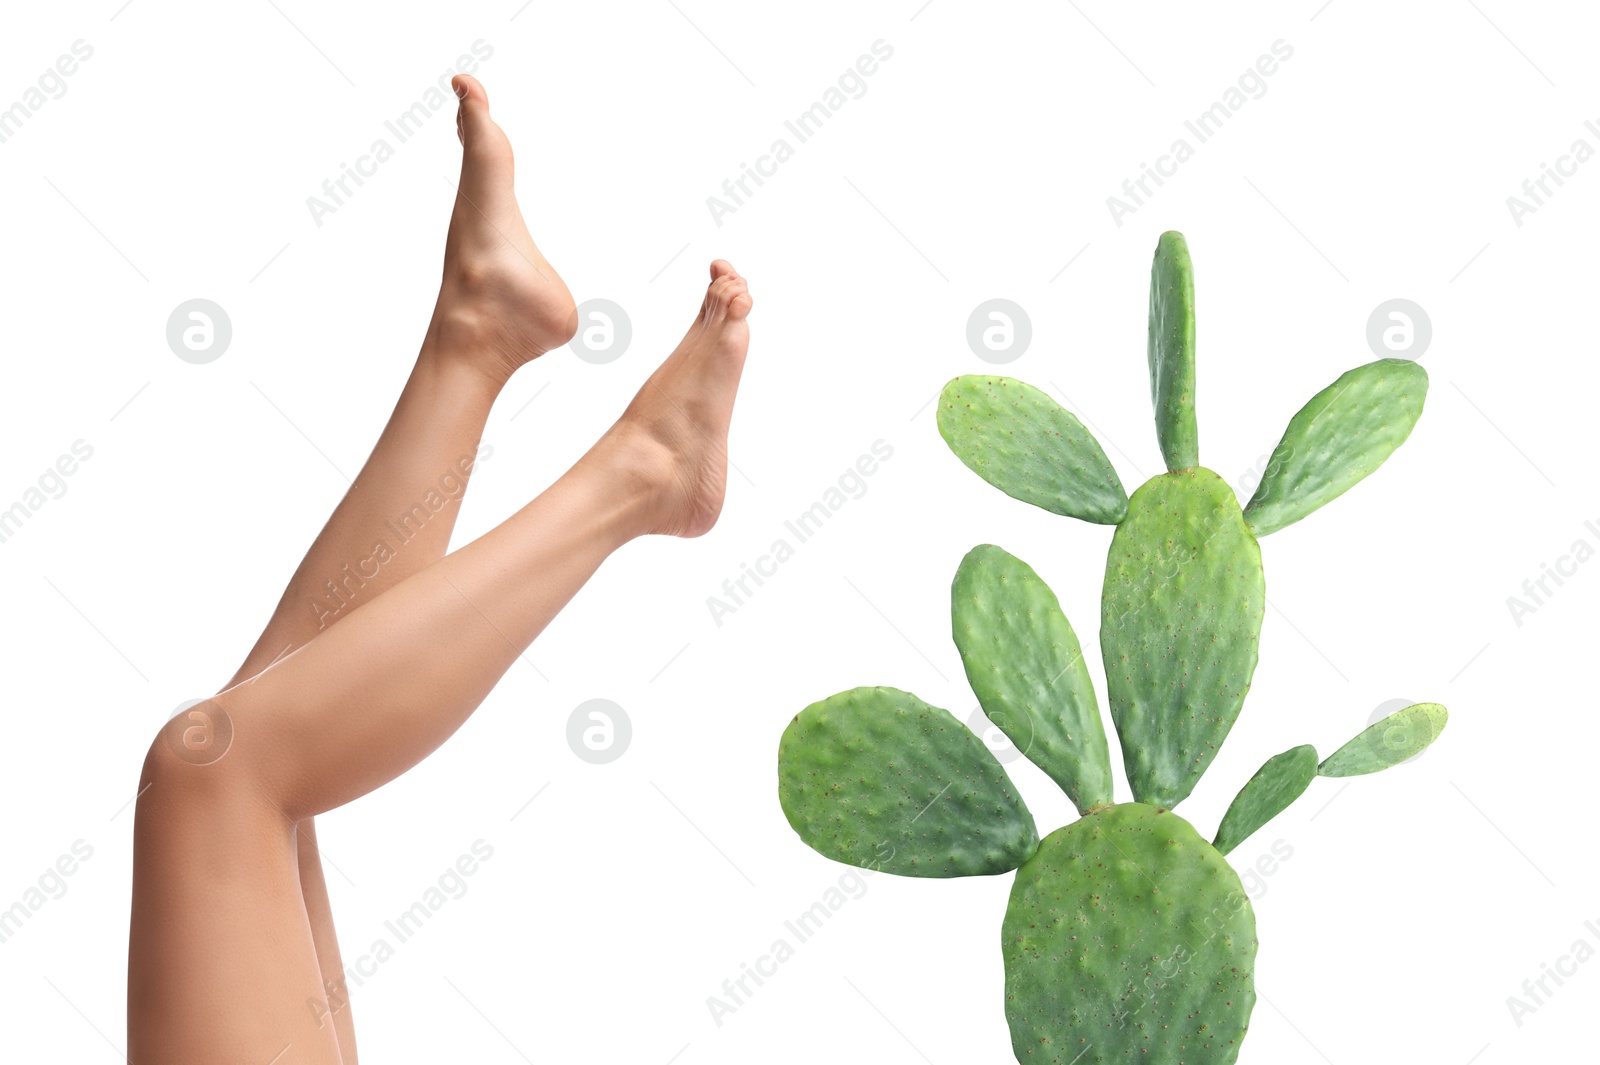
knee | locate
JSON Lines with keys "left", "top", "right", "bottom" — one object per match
{"left": 138, "top": 698, "right": 244, "bottom": 806}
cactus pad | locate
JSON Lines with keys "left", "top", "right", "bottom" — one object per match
{"left": 951, "top": 544, "right": 1114, "bottom": 814}
{"left": 1101, "top": 468, "right": 1265, "bottom": 809}
{"left": 1002, "top": 803, "right": 1255, "bottom": 1064}
{"left": 1244, "top": 359, "right": 1428, "bottom": 536}
{"left": 937, "top": 375, "right": 1128, "bottom": 524}
{"left": 1213, "top": 745, "right": 1318, "bottom": 855}
{"left": 1148, "top": 231, "right": 1199, "bottom": 472}
{"left": 778, "top": 686, "right": 1039, "bottom": 877}
{"left": 1319, "top": 702, "right": 1448, "bottom": 777}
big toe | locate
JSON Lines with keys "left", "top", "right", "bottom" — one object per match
{"left": 452, "top": 75, "right": 512, "bottom": 174}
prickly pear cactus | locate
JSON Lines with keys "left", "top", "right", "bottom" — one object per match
{"left": 776, "top": 232, "right": 1448, "bottom": 1064}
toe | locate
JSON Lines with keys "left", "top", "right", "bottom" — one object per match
{"left": 453, "top": 75, "right": 513, "bottom": 175}
{"left": 452, "top": 73, "right": 489, "bottom": 109}
{"left": 707, "top": 274, "right": 752, "bottom": 320}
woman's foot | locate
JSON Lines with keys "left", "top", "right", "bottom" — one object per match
{"left": 430, "top": 74, "right": 577, "bottom": 384}
{"left": 590, "top": 261, "right": 753, "bottom": 539}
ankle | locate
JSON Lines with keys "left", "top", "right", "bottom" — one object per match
{"left": 415, "top": 325, "right": 514, "bottom": 396}
{"left": 420, "top": 293, "right": 528, "bottom": 386}
{"left": 577, "top": 422, "right": 684, "bottom": 539}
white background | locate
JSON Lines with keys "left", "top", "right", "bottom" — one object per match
{"left": 1, "top": 1, "right": 1595, "bottom": 1062}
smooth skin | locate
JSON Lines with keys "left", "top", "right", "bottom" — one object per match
{"left": 127, "top": 75, "right": 752, "bottom": 1064}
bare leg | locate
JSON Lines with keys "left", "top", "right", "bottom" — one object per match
{"left": 229, "top": 74, "right": 573, "bottom": 687}
{"left": 256, "top": 353, "right": 500, "bottom": 1061}
{"left": 129, "top": 259, "right": 753, "bottom": 1062}
{"left": 214, "top": 76, "right": 575, "bottom": 1061}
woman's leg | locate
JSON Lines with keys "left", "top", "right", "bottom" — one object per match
{"left": 129, "top": 262, "right": 753, "bottom": 1063}
{"left": 216, "top": 75, "right": 575, "bottom": 1062}
{"left": 228, "top": 74, "right": 572, "bottom": 687}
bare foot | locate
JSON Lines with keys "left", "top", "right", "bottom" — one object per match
{"left": 591, "top": 261, "right": 753, "bottom": 538}
{"left": 431, "top": 74, "right": 577, "bottom": 384}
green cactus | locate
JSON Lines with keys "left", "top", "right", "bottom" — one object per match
{"left": 776, "top": 231, "right": 1447, "bottom": 1063}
